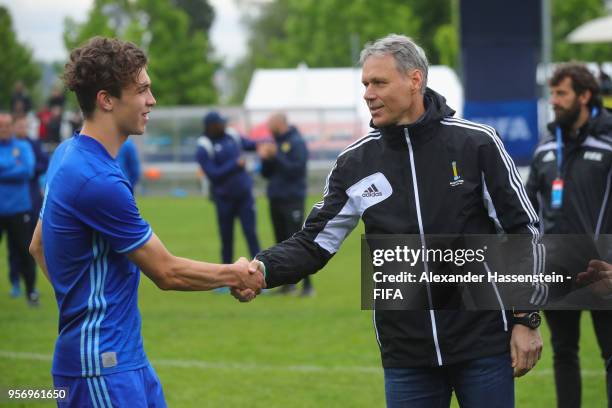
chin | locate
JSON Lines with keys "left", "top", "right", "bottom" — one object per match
{"left": 372, "top": 118, "right": 390, "bottom": 127}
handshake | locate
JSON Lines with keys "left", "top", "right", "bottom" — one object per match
{"left": 256, "top": 142, "right": 277, "bottom": 160}
{"left": 228, "top": 257, "right": 267, "bottom": 302}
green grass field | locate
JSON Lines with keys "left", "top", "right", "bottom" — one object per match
{"left": 0, "top": 196, "right": 608, "bottom": 407}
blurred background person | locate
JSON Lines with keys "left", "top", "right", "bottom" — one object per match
{"left": 598, "top": 63, "right": 612, "bottom": 97}
{"left": 526, "top": 63, "right": 612, "bottom": 408}
{"left": 117, "top": 137, "right": 141, "bottom": 189}
{"left": 258, "top": 112, "right": 312, "bottom": 296}
{"left": 36, "top": 105, "right": 52, "bottom": 147}
{"left": 67, "top": 110, "right": 83, "bottom": 135}
{"left": 8, "top": 115, "right": 47, "bottom": 298}
{"left": 196, "top": 111, "right": 261, "bottom": 274}
{"left": 0, "top": 112, "right": 38, "bottom": 306}
{"left": 46, "top": 105, "right": 63, "bottom": 148}
{"left": 46, "top": 86, "right": 66, "bottom": 150}
{"left": 10, "top": 81, "right": 32, "bottom": 118}
{"left": 47, "top": 86, "right": 66, "bottom": 112}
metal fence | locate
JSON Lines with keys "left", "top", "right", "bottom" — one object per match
{"left": 137, "top": 106, "right": 365, "bottom": 196}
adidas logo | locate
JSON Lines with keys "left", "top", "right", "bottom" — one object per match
{"left": 362, "top": 183, "right": 383, "bottom": 197}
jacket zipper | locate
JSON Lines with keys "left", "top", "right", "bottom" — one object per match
{"left": 404, "top": 129, "right": 443, "bottom": 366}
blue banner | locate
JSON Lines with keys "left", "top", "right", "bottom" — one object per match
{"left": 463, "top": 99, "right": 538, "bottom": 166}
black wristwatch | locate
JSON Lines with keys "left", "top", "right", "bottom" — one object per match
{"left": 512, "top": 312, "right": 541, "bottom": 329}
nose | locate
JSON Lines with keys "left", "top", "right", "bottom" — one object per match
{"left": 549, "top": 92, "right": 561, "bottom": 106}
{"left": 549, "top": 98, "right": 559, "bottom": 109}
{"left": 363, "top": 85, "right": 375, "bottom": 102}
{"left": 148, "top": 91, "right": 156, "bottom": 107}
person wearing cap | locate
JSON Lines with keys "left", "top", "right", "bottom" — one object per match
{"left": 196, "top": 111, "right": 261, "bottom": 268}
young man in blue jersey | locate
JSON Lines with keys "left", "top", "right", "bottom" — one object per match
{"left": 28, "top": 37, "right": 264, "bottom": 407}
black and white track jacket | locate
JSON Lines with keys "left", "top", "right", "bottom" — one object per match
{"left": 526, "top": 108, "right": 612, "bottom": 236}
{"left": 258, "top": 88, "right": 543, "bottom": 368}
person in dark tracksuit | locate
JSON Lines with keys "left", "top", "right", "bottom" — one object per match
{"left": 526, "top": 63, "right": 612, "bottom": 408}
{"left": 571, "top": 260, "right": 612, "bottom": 406}
{"left": 234, "top": 35, "right": 545, "bottom": 408}
{"left": 8, "top": 116, "right": 48, "bottom": 298}
{"left": 117, "top": 137, "right": 141, "bottom": 188}
{"left": 0, "top": 113, "right": 38, "bottom": 306}
{"left": 196, "top": 111, "right": 261, "bottom": 267}
{"left": 258, "top": 113, "right": 312, "bottom": 296}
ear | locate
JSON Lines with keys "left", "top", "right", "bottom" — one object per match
{"left": 96, "top": 90, "right": 115, "bottom": 113}
{"left": 410, "top": 69, "right": 423, "bottom": 94}
{"left": 578, "top": 89, "right": 592, "bottom": 107}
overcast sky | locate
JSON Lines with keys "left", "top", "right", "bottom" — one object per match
{"left": 0, "top": 0, "right": 248, "bottom": 65}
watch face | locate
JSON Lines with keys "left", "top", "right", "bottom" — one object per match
{"left": 528, "top": 313, "right": 541, "bottom": 328}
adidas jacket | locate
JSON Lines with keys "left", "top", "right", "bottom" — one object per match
{"left": 526, "top": 108, "right": 612, "bottom": 236}
{"left": 257, "top": 88, "right": 542, "bottom": 368}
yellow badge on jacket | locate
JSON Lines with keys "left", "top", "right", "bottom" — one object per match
{"left": 13, "top": 147, "right": 20, "bottom": 158}
{"left": 281, "top": 142, "right": 291, "bottom": 153}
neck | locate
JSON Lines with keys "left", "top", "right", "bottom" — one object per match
{"left": 80, "top": 117, "right": 126, "bottom": 158}
{"left": 398, "top": 95, "right": 426, "bottom": 126}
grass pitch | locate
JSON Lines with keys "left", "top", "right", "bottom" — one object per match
{"left": 0, "top": 196, "right": 608, "bottom": 407}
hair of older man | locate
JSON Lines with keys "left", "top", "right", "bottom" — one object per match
{"left": 359, "top": 34, "right": 429, "bottom": 94}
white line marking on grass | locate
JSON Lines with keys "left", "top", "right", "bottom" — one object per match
{"left": 0, "top": 350, "right": 605, "bottom": 377}
{"left": 0, "top": 350, "right": 380, "bottom": 374}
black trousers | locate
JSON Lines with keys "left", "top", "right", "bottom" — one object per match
{"left": 544, "top": 310, "right": 612, "bottom": 408}
{"left": 0, "top": 212, "right": 36, "bottom": 295}
{"left": 9, "top": 207, "right": 39, "bottom": 286}
{"left": 269, "top": 198, "right": 311, "bottom": 289}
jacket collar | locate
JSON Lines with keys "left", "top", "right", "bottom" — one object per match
{"left": 275, "top": 126, "right": 297, "bottom": 142}
{"left": 370, "top": 87, "right": 455, "bottom": 144}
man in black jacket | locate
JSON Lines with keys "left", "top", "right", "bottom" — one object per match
{"left": 235, "top": 34, "right": 543, "bottom": 407}
{"left": 526, "top": 63, "right": 612, "bottom": 408}
{"left": 257, "top": 112, "right": 312, "bottom": 296}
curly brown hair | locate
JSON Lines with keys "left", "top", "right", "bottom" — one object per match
{"left": 63, "top": 37, "right": 148, "bottom": 119}
{"left": 549, "top": 62, "right": 601, "bottom": 109}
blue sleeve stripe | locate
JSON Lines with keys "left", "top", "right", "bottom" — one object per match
{"left": 116, "top": 227, "right": 153, "bottom": 254}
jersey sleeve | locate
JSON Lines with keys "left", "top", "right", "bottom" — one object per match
{"left": 73, "top": 173, "right": 152, "bottom": 254}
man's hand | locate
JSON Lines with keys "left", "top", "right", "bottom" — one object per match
{"left": 256, "top": 143, "right": 277, "bottom": 160}
{"left": 232, "top": 257, "right": 265, "bottom": 292}
{"left": 576, "top": 259, "right": 612, "bottom": 297}
{"left": 231, "top": 259, "right": 266, "bottom": 302}
{"left": 510, "top": 323, "right": 543, "bottom": 377}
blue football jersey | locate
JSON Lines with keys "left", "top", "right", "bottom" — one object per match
{"left": 41, "top": 134, "right": 153, "bottom": 377}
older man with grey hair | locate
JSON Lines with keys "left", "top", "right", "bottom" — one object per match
{"left": 236, "top": 34, "right": 543, "bottom": 407}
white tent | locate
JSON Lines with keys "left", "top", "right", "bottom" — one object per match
{"left": 567, "top": 15, "right": 612, "bottom": 43}
{"left": 244, "top": 65, "right": 464, "bottom": 133}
